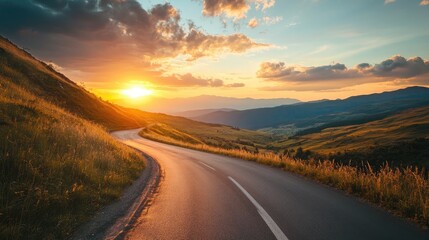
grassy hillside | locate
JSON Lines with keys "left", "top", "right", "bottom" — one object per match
{"left": 0, "top": 36, "right": 143, "bottom": 130}
{"left": 137, "top": 111, "right": 273, "bottom": 151}
{"left": 273, "top": 106, "right": 429, "bottom": 167}
{"left": 276, "top": 106, "right": 429, "bottom": 153}
{"left": 0, "top": 81, "right": 146, "bottom": 239}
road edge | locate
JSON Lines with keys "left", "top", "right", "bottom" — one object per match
{"left": 72, "top": 149, "right": 161, "bottom": 240}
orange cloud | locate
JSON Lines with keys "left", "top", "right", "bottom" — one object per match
{"left": 0, "top": 0, "right": 266, "bottom": 89}
{"left": 248, "top": 18, "right": 259, "bottom": 28}
{"left": 184, "top": 30, "right": 269, "bottom": 61}
{"left": 201, "top": 0, "right": 276, "bottom": 19}
{"left": 0, "top": 1, "right": 267, "bottom": 61}
{"left": 203, "top": 0, "right": 249, "bottom": 19}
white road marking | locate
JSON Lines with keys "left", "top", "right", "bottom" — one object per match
{"left": 229, "top": 177, "right": 289, "bottom": 240}
{"left": 199, "top": 161, "right": 216, "bottom": 171}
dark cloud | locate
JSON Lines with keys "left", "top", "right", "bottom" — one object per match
{"left": 0, "top": 0, "right": 266, "bottom": 88}
{"left": 257, "top": 62, "right": 359, "bottom": 81}
{"left": 356, "top": 63, "right": 371, "bottom": 70}
{"left": 33, "top": 0, "right": 68, "bottom": 10}
{"left": 257, "top": 55, "right": 429, "bottom": 90}
{"left": 370, "top": 56, "right": 429, "bottom": 78}
{"left": 0, "top": 0, "right": 264, "bottom": 59}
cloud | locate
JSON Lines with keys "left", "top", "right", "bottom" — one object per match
{"left": 183, "top": 31, "right": 268, "bottom": 61}
{"left": 257, "top": 62, "right": 359, "bottom": 81}
{"left": 201, "top": 0, "right": 276, "bottom": 19}
{"left": 0, "top": 0, "right": 267, "bottom": 61}
{"left": 369, "top": 56, "right": 429, "bottom": 78}
{"left": 202, "top": 0, "right": 249, "bottom": 19}
{"left": 262, "top": 16, "right": 283, "bottom": 25}
{"left": 254, "top": 0, "right": 276, "bottom": 10}
{"left": 247, "top": 16, "right": 282, "bottom": 28}
{"left": 386, "top": 0, "right": 429, "bottom": 5}
{"left": 0, "top": 0, "right": 267, "bottom": 88}
{"left": 257, "top": 55, "right": 429, "bottom": 90}
{"left": 155, "top": 73, "right": 245, "bottom": 88}
{"left": 248, "top": 18, "right": 258, "bottom": 28}
{"left": 226, "top": 82, "right": 246, "bottom": 87}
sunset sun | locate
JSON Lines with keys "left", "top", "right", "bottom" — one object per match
{"left": 122, "top": 87, "right": 153, "bottom": 99}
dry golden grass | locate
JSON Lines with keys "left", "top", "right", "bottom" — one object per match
{"left": 141, "top": 130, "right": 429, "bottom": 227}
{"left": 0, "top": 81, "right": 146, "bottom": 239}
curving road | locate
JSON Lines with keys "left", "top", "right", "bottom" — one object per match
{"left": 113, "top": 129, "right": 429, "bottom": 240}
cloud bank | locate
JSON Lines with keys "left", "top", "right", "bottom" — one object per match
{"left": 0, "top": 0, "right": 267, "bottom": 60}
{"left": 0, "top": 0, "right": 266, "bottom": 88}
{"left": 257, "top": 56, "right": 429, "bottom": 90}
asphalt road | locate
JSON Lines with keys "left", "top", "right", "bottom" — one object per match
{"left": 113, "top": 129, "right": 429, "bottom": 240}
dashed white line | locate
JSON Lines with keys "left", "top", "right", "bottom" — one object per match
{"left": 199, "top": 161, "right": 216, "bottom": 171}
{"left": 228, "top": 176, "right": 289, "bottom": 240}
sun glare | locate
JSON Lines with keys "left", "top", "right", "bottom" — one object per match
{"left": 122, "top": 87, "right": 153, "bottom": 99}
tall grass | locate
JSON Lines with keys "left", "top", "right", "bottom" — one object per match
{"left": 140, "top": 130, "right": 429, "bottom": 227}
{"left": 0, "top": 81, "right": 146, "bottom": 239}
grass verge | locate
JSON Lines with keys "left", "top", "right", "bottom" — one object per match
{"left": 140, "top": 128, "right": 429, "bottom": 227}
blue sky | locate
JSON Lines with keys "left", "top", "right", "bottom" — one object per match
{"left": 142, "top": 0, "right": 429, "bottom": 66}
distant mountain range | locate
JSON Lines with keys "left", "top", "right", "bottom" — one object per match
{"left": 172, "top": 108, "right": 236, "bottom": 118}
{"left": 135, "top": 95, "right": 300, "bottom": 113}
{"left": 193, "top": 87, "right": 429, "bottom": 134}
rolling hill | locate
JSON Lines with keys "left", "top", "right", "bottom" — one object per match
{"left": 272, "top": 105, "right": 429, "bottom": 168}
{"left": 0, "top": 37, "right": 147, "bottom": 130}
{"left": 172, "top": 108, "right": 236, "bottom": 118}
{"left": 276, "top": 105, "right": 429, "bottom": 152}
{"left": 193, "top": 87, "right": 429, "bottom": 135}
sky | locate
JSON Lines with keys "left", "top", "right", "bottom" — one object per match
{"left": 1, "top": 0, "right": 429, "bottom": 105}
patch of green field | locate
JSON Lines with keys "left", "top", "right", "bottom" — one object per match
{"left": 273, "top": 106, "right": 429, "bottom": 155}
{"left": 139, "top": 114, "right": 273, "bottom": 151}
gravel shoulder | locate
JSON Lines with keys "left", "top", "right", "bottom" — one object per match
{"left": 72, "top": 150, "right": 161, "bottom": 240}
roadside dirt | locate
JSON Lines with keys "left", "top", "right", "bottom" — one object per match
{"left": 72, "top": 151, "right": 161, "bottom": 240}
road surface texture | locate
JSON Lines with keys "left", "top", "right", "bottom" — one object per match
{"left": 113, "top": 129, "right": 429, "bottom": 240}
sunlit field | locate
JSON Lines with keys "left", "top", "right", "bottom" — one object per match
{"left": 140, "top": 127, "right": 429, "bottom": 227}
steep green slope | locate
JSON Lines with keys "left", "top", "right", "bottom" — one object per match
{"left": 0, "top": 80, "right": 146, "bottom": 239}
